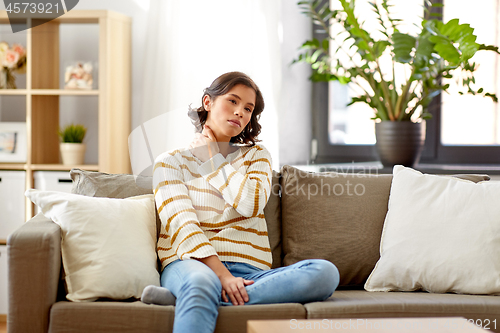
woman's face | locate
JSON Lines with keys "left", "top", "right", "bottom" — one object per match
{"left": 203, "top": 84, "right": 256, "bottom": 143}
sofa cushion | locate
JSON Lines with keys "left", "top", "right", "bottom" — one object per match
{"left": 49, "top": 301, "right": 175, "bottom": 333}
{"left": 265, "top": 170, "right": 283, "bottom": 268}
{"left": 305, "top": 290, "right": 500, "bottom": 327}
{"left": 280, "top": 165, "right": 393, "bottom": 286}
{"left": 69, "top": 168, "right": 283, "bottom": 268}
{"left": 365, "top": 165, "right": 500, "bottom": 294}
{"left": 279, "top": 165, "right": 490, "bottom": 287}
{"left": 25, "top": 190, "right": 160, "bottom": 302}
{"left": 69, "top": 169, "right": 163, "bottom": 238}
{"left": 70, "top": 168, "right": 153, "bottom": 198}
{"left": 49, "top": 301, "right": 305, "bottom": 333}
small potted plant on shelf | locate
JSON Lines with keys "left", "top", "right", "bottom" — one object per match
{"left": 58, "top": 124, "right": 87, "bottom": 165}
{"left": 294, "top": 0, "right": 500, "bottom": 167}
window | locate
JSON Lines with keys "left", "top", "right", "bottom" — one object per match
{"left": 441, "top": 0, "right": 500, "bottom": 146}
{"left": 313, "top": 0, "right": 500, "bottom": 165}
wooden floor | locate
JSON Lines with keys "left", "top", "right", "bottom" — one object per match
{"left": 0, "top": 322, "right": 6, "bottom": 333}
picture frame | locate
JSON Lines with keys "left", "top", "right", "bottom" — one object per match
{"left": 64, "top": 61, "right": 95, "bottom": 90}
{"left": 0, "top": 122, "right": 27, "bottom": 163}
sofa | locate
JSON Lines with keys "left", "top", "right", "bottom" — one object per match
{"left": 7, "top": 165, "right": 500, "bottom": 333}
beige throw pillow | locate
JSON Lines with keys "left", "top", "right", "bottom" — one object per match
{"left": 365, "top": 165, "right": 500, "bottom": 295}
{"left": 25, "top": 189, "right": 160, "bottom": 302}
{"left": 280, "top": 165, "right": 393, "bottom": 286}
{"left": 69, "top": 168, "right": 284, "bottom": 268}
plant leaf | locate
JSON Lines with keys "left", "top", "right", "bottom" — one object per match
{"left": 393, "top": 32, "right": 416, "bottom": 63}
{"left": 322, "top": 39, "right": 329, "bottom": 51}
{"left": 429, "top": 35, "right": 461, "bottom": 64}
{"left": 478, "top": 43, "right": 500, "bottom": 54}
{"left": 373, "top": 40, "right": 391, "bottom": 58}
{"left": 310, "top": 71, "right": 339, "bottom": 82}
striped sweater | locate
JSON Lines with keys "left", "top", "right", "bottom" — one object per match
{"left": 153, "top": 144, "right": 273, "bottom": 271}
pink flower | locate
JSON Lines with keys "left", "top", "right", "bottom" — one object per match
{"left": 12, "top": 44, "right": 25, "bottom": 57}
{"left": 3, "top": 49, "right": 20, "bottom": 68}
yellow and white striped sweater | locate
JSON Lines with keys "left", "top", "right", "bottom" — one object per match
{"left": 153, "top": 144, "right": 273, "bottom": 271}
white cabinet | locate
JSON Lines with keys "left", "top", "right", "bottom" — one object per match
{"left": 0, "top": 245, "right": 7, "bottom": 315}
{"left": 33, "top": 171, "right": 73, "bottom": 192}
{"left": 0, "top": 171, "right": 26, "bottom": 241}
{"left": 33, "top": 171, "right": 73, "bottom": 214}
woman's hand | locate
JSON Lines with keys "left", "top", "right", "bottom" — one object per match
{"left": 195, "top": 255, "right": 254, "bottom": 306}
{"left": 189, "top": 125, "right": 220, "bottom": 163}
{"left": 220, "top": 273, "right": 254, "bottom": 305}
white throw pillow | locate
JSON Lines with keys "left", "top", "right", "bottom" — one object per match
{"left": 364, "top": 165, "right": 500, "bottom": 295}
{"left": 25, "top": 189, "right": 160, "bottom": 302}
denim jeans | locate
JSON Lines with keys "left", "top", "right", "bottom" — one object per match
{"left": 161, "top": 258, "right": 340, "bottom": 333}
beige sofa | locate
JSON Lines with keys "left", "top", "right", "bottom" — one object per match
{"left": 8, "top": 166, "right": 500, "bottom": 333}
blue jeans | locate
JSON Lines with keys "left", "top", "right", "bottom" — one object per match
{"left": 161, "top": 259, "right": 340, "bottom": 333}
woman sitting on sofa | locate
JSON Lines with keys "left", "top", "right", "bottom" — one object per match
{"left": 142, "top": 71, "right": 340, "bottom": 333}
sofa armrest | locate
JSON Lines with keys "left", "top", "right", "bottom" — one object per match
{"left": 7, "top": 213, "right": 61, "bottom": 333}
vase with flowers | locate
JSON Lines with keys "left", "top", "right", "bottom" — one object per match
{"left": 0, "top": 42, "right": 26, "bottom": 89}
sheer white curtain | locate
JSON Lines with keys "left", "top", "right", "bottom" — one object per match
{"left": 130, "top": 0, "right": 281, "bottom": 176}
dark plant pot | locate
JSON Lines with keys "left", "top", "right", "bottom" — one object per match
{"left": 375, "top": 121, "right": 426, "bottom": 168}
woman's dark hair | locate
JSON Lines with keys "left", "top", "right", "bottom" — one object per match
{"left": 188, "top": 71, "right": 264, "bottom": 146}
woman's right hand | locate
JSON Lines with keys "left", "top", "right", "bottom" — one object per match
{"left": 188, "top": 125, "right": 220, "bottom": 163}
{"left": 195, "top": 255, "right": 253, "bottom": 305}
{"left": 219, "top": 273, "right": 254, "bottom": 306}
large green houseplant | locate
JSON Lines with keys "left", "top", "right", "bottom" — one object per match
{"left": 294, "top": 0, "right": 499, "bottom": 166}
